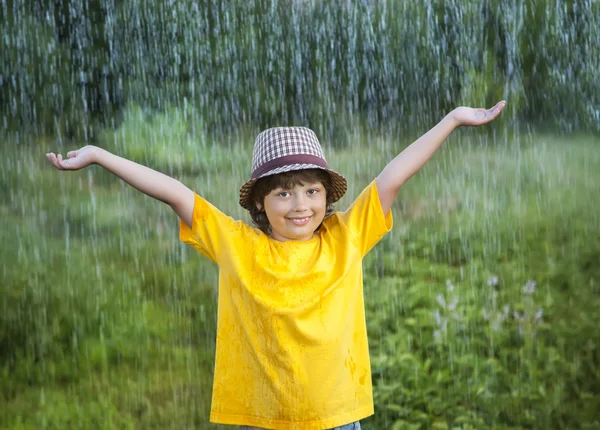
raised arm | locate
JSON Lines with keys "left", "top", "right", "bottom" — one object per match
{"left": 46, "top": 146, "right": 195, "bottom": 227}
{"left": 375, "top": 101, "right": 506, "bottom": 215}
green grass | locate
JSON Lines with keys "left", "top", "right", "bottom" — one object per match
{"left": 1, "top": 118, "right": 599, "bottom": 429}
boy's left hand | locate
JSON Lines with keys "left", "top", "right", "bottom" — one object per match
{"left": 450, "top": 100, "right": 506, "bottom": 127}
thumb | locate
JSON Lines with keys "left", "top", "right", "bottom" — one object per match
{"left": 67, "top": 150, "right": 79, "bottom": 158}
{"left": 57, "top": 153, "right": 77, "bottom": 169}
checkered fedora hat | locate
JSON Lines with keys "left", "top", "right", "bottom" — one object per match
{"left": 239, "top": 127, "right": 347, "bottom": 210}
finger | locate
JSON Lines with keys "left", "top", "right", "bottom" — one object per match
{"left": 494, "top": 101, "right": 506, "bottom": 116}
{"left": 58, "top": 153, "right": 75, "bottom": 169}
{"left": 46, "top": 153, "right": 62, "bottom": 170}
{"left": 57, "top": 153, "right": 68, "bottom": 169}
{"left": 67, "top": 150, "right": 79, "bottom": 158}
{"left": 493, "top": 100, "right": 506, "bottom": 112}
{"left": 484, "top": 102, "right": 505, "bottom": 121}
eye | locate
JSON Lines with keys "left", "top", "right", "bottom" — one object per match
{"left": 277, "top": 191, "right": 290, "bottom": 198}
{"left": 307, "top": 188, "right": 320, "bottom": 195}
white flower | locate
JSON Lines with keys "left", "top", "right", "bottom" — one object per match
{"left": 446, "top": 279, "right": 455, "bottom": 292}
{"left": 487, "top": 276, "right": 499, "bottom": 287}
{"left": 523, "top": 280, "right": 536, "bottom": 295}
{"left": 448, "top": 295, "right": 458, "bottom": 312}
{"left": 436, "top": 294, "right": 446, "bottom": 309}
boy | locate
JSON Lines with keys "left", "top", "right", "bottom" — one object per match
{"left": 46, "top": 101, "right": 505, "bottom": 429}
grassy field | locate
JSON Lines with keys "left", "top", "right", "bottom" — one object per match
{"left": 1, "top": 112, "right": 599, "bottom": 429}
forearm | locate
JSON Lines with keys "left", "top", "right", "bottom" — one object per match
{"left": 377, "top": 113, "right": 459, "bottom": 191}
{"left": 95, "top": 148, "right": 192, "bottom": 208}
{"left": 374, "top": 101, "right": 504, "bottom": 215}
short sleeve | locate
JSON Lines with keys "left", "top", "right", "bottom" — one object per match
{"left": 335, "top": 180, "right": 393, "bottom": 256}
{"left": 179, "top": 193, "right": 247, "bottom": 264}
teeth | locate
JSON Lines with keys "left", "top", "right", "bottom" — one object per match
{"left": 289, "top": 217, "right": 310, "bottom": 224}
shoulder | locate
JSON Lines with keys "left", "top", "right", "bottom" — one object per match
{"left": 327, "top": 181, "right": 381, "bottom": 225}
{"left": 185, "top": 193, "right": 260, "bottom": 243}
{"left": 321, "top": 211, "right": 352, "bottom": 243}
{"left": 323, "top": 181, "right": 392, "bottom": 254}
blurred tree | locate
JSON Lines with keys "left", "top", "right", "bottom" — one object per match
{"left": 0, "top": 0, "right": 598, "bottom": 140}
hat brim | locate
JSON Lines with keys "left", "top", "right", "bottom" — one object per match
{"left": 239, "top": 164, "right": 347, "bottom": 210}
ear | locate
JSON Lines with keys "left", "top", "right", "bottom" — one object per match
{"left": 255, "top": 201, "right": 263, "bottom": 211}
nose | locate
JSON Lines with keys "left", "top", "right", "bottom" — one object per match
{"left": 292, "top": 194, "right": 308, "bottom": 212}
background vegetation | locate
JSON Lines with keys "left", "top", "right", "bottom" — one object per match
{"left": 1, "top": 0, "right": 599, "bottom": 140}
{"left": 2, "top": 0, "right": 600, "bottom": 429}
{"left": 2, "top": 118, "right": 600, "bottom": 428}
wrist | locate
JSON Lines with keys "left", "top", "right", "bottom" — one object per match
{"left": 444, "top": 110, "right": 461, "bottom": 129}
{"left": 92, "top": 146, "right": 109, "bottom": 165}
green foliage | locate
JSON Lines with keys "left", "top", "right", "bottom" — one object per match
{"left": 1, "top": 130, "right": 600, "bottom": 428}
{"left": 0, "top": 0, "right": 117, "bottom": 139}
{"left": 0, "top": 14, "right": 85, "bottom": 137}
{"left": 359, "top": 135, "right": 600, "bottom": 429}
{"left": 97, "top": 103, "right": 253, "bottom": 177}
{"left": 2, "top": 0, "right": 598, "bottom": 140}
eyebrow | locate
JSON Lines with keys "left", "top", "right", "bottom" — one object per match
{"left": 271, "top": 183, "right": 320, "bottom": 192}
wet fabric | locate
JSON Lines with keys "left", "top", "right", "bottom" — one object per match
{"left": 240, "top": 420, "right": 361, "bottom": 430}
{"left": 180, "top": 180, "right": 392, "bottom": 429}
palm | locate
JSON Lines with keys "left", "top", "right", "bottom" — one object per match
{"left": 453, "top": 101, "right": 506, "bottom": 126}
{"left": 46, "top": 145, "right": 97, "bottom": 170}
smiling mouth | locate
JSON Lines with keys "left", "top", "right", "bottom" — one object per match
{"left": 287, "top": 216, "right": 311, "bottom": 226}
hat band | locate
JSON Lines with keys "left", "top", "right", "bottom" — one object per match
{"left": 251, "top": 154, "right": 328, "bottom": 179}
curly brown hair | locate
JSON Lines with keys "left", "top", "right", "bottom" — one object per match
{"left": 249, "top": 169, "right": 336, "bottom": 235}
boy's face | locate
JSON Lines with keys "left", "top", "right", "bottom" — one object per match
{"left": 262, "top": 180, "right": 327, "bottom": 242}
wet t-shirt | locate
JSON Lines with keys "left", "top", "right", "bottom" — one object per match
{"left": 180, "top": 180, "right": 393, "bottom": 430}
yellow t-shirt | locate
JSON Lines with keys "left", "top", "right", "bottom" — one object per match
{"left": 180, "top": 180, "right": 392, "bottom": 430}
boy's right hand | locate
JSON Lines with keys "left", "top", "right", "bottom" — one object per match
{"left": 46, "top": 145, "right": 100, "bottom": 171}
{"left": 45, "top": 144, "right": 194, "bottom": 226}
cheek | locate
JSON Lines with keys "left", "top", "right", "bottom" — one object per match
{"left": 264, "top": 200, "right": 286, "bottom": 219}
{"left": 317, "top": 195, "right": 328, "bottom": 211}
